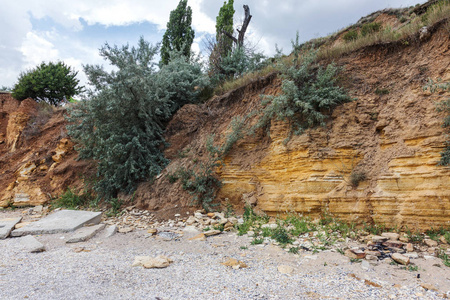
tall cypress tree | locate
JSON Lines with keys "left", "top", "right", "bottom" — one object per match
{"left": 160, "top": 0, "right": 195, "bottom": 65}
{"left": 216, "top": 0, "right": 234, "bottom": 58}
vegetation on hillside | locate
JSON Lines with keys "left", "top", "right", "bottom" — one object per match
{"left": 67, "top": 38, "right": 207, "bottom": 199}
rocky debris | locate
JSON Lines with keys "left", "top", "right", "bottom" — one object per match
{"left": 391, "top": 253, "right": 410, "bottom": 265}
{"left": 103, "top": 225, "right": 118, "bottom": 238}
{"left": 372, "top": 235, "right": 389, "bottom": 243}
{"left": 277, "top": 265, "right": 294, "bottom": 274}
{"left": 424, "top": 239, "right": 438, "bottom": 247}
{"left": 66, "top": 224, "right": 106, "bottom": 243}
{"left": 132, "top": 255, "right": 173, "bottom": 269}
{"left": 203, "top": 229, "right": 221, "bottom": 237}
{"left": 147, "top": 228, "right": 157, "bottom": 236}
{"left": 17, "top": 235, "right": 45, "bottom": 253}
{"left": 221, "top": 258, "right": 248, "bottom": 269}
{"left": 381, "top": 232, "right": 400, "bottom": 240}
{"left": 188, "top": 233, "right": 207, "bottom": 241}
{"left": 345, "top": 249, "right": 366, "bottom": 259}
{"left": 0, "top": 217, "right": 22, "bottom": 239}
{"left": 118, "top": 227, "right": 134, "bottom": 234}
{"left": 11, "top": 210, "right": 102, "bottom": 236}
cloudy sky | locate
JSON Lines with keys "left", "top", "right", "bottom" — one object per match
{"left": 0, "top": 0, "right": 425, "bottom": 88}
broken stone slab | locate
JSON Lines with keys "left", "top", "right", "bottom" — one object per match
{"left": 132, "top": 255, "right": 173, "bottom": 268}
{"left": 204, "top": 229, "right": 221, "bottom": 237}
{"left": 66, "top": 223, "right": 106, "bottom": 243}
{"left": 0, "top": 217, "right": 22, "bottom": 239}
{"left": 391, "top": 253, "right": 410, "bottom": 265}
{"left": 18, "top": 235, "right": 45, "bottom": 253}
{"left": 103, "top": 225, "right": 118, "bottom": 238}
{"left": 11, "top": 210, "right": 102, "bottom": 237}
{"left": 345, "top": 249, "right": 366, "bottom": 259}
{"left": 372, "top": 235, "right": 389, "bottom": 243}
{"left": 381, "top": 232, "right": 400, "bottom": 241}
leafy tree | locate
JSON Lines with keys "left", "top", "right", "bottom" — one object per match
{"left": 12, "top": 61, "right": 82, "bottom": 106}
{"left": 67, "top": 37, "right": 207, "bottom": 199}
{"left": 160, "top": 0, "right": 195, "bottom": 65}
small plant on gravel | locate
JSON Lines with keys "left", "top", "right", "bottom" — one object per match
{"left": 213, "top": 224, "right": 225, "bottom": 232}
{"left": 375, "top": 88, "right": 390, "bottom": 95}
{"left": 406, "top": 228, "right": 424, "bottom": 243}
{"left": 271, "top": 226, "right": 293, "bottom": 245}
{"left": 284, "top": 214, "right": 311, "bottom": 236}
{"left": 288, "top": 247, "right": 300, "bottom": 254}
{"left": 405, "top": 265, "right": 419, "bottom": 272}
{"left": 350, "top": 258, "right": 362, "bottom": 263}
{"left": 240, "top": 246, "right": 248, "bottom": 250}
{"left": 106, "top": 198, "right": 123, "bottom": 216}
{"left": 439, "top": 250, "right": 450, "bottom": 267}
{"left": 251, "top": 237, "right": 264, "bottom": 245}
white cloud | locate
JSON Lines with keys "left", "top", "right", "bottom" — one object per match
{"left": 20, "top": 32, "right": 59, "bottom": 68}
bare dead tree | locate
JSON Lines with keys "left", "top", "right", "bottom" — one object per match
{"left": 223, "top": 5, "right": 252, "bottom": 48}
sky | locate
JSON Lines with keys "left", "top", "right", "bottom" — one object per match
{"left": 0, "top": 0, "right": 426, "bottom": 88}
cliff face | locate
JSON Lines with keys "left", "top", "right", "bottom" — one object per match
{"left": 0, "top": 95, "right": 94, "bottom": 207}
{"left": 217, "top": 25, "right": 450, "bottom": 229}
{"left": 1, "top": 19, "right": 449, "bottom": 230}
{"left": 136, "top": 22, "right": 450, "bottom": 230}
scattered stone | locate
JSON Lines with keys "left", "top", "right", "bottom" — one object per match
{"left": 221, "top": 258, "right": 248, "bottom": 269}
{"left": 372, "top": 236, "right": 389, "bottom": 243}
{"left": 33, "top": 205, "right": 43, "bottom": 214}
{"left": 424, "top": 239, "right": 438, "bottom": 247}
{"left": 147, "top": 228, "right": 158, "bottom": 236}
{"left": 261, "top": 223, "right": 277, "bottom": 229}
{"left": 439, "top": 236, "right": 448, "bottom": 244}
{"left": 424, "top": 255, "right": 436, "bottom": 260}
{"left": 132, "top": 255, "right": 173, "bottom": 268}
{"left": 345, "top": 249, "right": 366, "bottom": 259}
{"left": 277, "top": 265, "right": 294, "bottom": 274}
{"left": 189, "top": 233, "right": 206, "bottom": 241}
{"left": 182, "top": 226, "right": 199, "bottom": 234}
{"left": 403, "top": 252, "right": 419, "bottom": 259}
{"left": 185, "top": 216, "right": 196, "bottom": 225}
{"left": 0, "top": 217, "right": 22, "bottom": 239}
{"left": 66, "top": 224, "right": 106, "bottom": 243}
{"left": 203, "top": 229, "right": 221, "bottom": 237}
{"left": 391, "top": 253, "right": 410, "bottom": 265}
{"left": 11, "top": 210, "right": 102, "bottom": 236}
{"left": 421, "top": 283, "right": 438, "bottom": 292}
{"left": 73, "top": 246, "right": 91, "bottom": 253}
{"left": 365, "top": 254, "right": 378, "bottom": 261}
{"left": 406, "top": 243, "right": 414, "bottom": 252}
{"left": 247, "top": 230, "right": 255, "bottom": 237}
{"left": 157, "top": 231, "right": 181, "bottom": 241}
{"left": 365, "top": 250, "right": 381, "bottom": 257}
{"left": 206, "top": 212, "right": 215, "bottom": 218}
{"left": 18, "top": 235, "right": 45, "bottom": 253}
{"left": 118, "top": 227, "right": 134, "bottom": 234}
{"left": 383, "top": 241, "right": 404, "bottom": 248}
{"left": 194, "top": 212, "right": 203, "bottom": 219}
{"left": 382, "top": 232, "right": 400, "bottom": 241}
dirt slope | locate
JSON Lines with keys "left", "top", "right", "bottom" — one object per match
{"left": 135, "top": 21, "right": 450, "bottom": 229}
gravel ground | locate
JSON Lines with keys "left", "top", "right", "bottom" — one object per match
{"left": 1, "top": 211, "right": 449, "bottom": 299}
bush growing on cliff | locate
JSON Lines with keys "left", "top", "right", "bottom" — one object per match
{"left": 255, "top": 33, "right": 352, "bottom": 138}
{"left": 67, "top": 37, "right": 207, "bottom": 199}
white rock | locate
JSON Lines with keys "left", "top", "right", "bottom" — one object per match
{"left": 278, "top": 265, "right": 294, "bottom": 274}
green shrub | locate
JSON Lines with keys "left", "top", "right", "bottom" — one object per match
{"left": 271, "top": 226, "right": 293, "bottom": 244}
{"left": 67, "top": 37, "right": 206, "bottom": 199}
{"left": 53, "top": 188, "right": 86, "bottom": 209}
{"left": 361, "top": 22, "right": 382, "bottom": 37}
{"left": 12, "top": 61, "right": 83, "bottom": 106}
{"left": 255, "top": 33, "right": 351, "bottom": 139}
{"left": 343, "top": 29, "right": 358, "bottom": 42}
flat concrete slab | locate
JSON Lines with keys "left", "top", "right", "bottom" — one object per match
{"left": 103, "top": 225, "right": 118, "bottom": 238}
{"left": 66, "top": 223, "right": 106, "bottom": 243}
{"left": 0, "top": 217, "right": 22, "bottom": 239}
{"left": 17, "top": 235, "right": 45, "bottom": 253}
{"left": 11, "top": 210, "right": 102, "bottom": 237}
